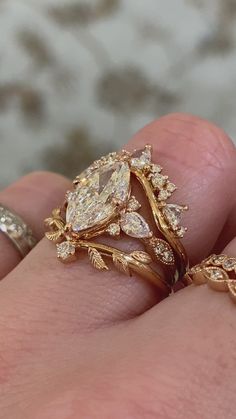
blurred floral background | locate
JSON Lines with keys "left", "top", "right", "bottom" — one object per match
{"left": 0, "top": 0, "right": 236, "bottom": 186}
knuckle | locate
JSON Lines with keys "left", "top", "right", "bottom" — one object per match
{"left": 134, "top": 112, "right": 236, "bottom": 174}
{"left": 159, "top": 113, "right": 236, "bottom": 171}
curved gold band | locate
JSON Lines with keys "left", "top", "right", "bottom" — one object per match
{"left": 185, "top": 254, "right": 236, "bottom": 302}
{"left": 45, "top": 145, "right": 189, "bottom": 293}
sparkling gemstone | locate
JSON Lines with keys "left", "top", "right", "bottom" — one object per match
{"left": 166, "top": 182, "right": 177, "bottom": 193}
{"left": 222, "top": 258, "right": 236, "bottom": 271}
{"left": 154, "top": 242, "right": 166, "bottom": 254}
{"left": 209, "top": 268, "right": 224, "bottom": 280}
{"left": 176, "top": 227, "right": 186, "bottom": 238}
{"left": 106, "top": 223, "right": 121, "bottom": 236}
{"left": 9, "top": 224, "right": 24, "bottom": 238}
{"left": 162, "top": 251, "right": 174, "bottom": 263}
{"left": 127, "top": 196, "right": 141, "bottom": 212}
{"left": 153, "top": 239, "right": 175, "bottom": 264}
{"left": 211, "top": 255, "right": 226, "bottom": 265}
{"left": 163, "top": 204, "right": 186, "bottom": 230}
{"left": 56, "top": 241, "right": 76, "bottom": 260}
{"left": 151, "top": 174, "right": 168, "bottom": 189}
{"left": 130, "top": 147, "right": 151, "bottom": 169}
{"left": 158, "top": 189, "right": 170, "bottom": 201}
{"left": 66, "top": 161, "right": 130, "bottom": 232}
{"left": 120, "top": 212, "right": 151, "bottom": 238}
{"left": 151, "top": 164, "right": 162, "bottom": 173}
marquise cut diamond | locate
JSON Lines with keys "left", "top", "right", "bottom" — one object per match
{"left": 66, "top": 160, "right": 130, "bottom": 232}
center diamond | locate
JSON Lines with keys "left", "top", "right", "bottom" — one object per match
{"left": 66, "top": 161, "right": 130, "bottom": 232}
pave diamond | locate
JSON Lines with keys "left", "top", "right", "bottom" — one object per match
{"left": 211, "top": 255, "right": 226, "bottom": 265}
{"left": 152, "top": 238, "right": 175, "bottom": 265}
{"left": 206, "top": 267, "right": 225, "bottom": 280}
{"left": 222, "top": 258, "right": 236, "bottom": 271}
{"left": 120, "top": 212, "right": 151, "bottom": 238}
{"left": 66, "top": 160, "right": 130, "bottom": 232}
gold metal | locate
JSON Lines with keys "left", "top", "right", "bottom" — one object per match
{"left": 45, "top": 145, "right": 189, "bottom": 294}
{"left": 185, "top": 254, "right": 236, "bottom": 302}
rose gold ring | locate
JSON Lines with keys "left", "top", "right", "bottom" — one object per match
{"left": 184, "top": 254, "right": 236, "bottom": 302}
{"left": 45, "top": 145, "right": 189, "bottom": 296}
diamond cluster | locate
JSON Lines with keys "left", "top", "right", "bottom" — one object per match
{"left": 130, "top": 146, "right": 187, "bottom": 238}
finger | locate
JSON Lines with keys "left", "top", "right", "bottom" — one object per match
{"left": 1, "top": 114, "right": 236, "bottom": 333}
{"left": 128, "top": 113, "right": 236, "bottom": 264}
{"left": 128, "top": 237, "right": 236, "bottom": 418}
{"left": 0, "top": 172, "right": 70, "bottom": 278}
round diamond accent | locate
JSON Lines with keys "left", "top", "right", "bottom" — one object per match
{"left": 56, "top": 241, "right": 76, "bottom": 260}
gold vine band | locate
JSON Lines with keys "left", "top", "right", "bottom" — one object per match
{"left": 45, "top": 145, "right": 189, "bottom": 294}
{"left": 185, "top": 254, "right": 236, "bottom": 302}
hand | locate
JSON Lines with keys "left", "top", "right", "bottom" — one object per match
{"left": 1, "top": 113, "right": 236, "bottom": 419}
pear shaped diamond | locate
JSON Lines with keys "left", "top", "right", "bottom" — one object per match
{"left": 130, "top": 146, "right": 152, "bottom": 169}
{"left": 66, "top": 160, "right": 130, "bottom": 232}
{"left": 120, "top": 212, "right": 151, "bottom": 238}
{"left": 163, "top": 204, "right": 187, "bottom": 230}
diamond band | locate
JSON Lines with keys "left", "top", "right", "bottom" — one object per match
{"left": 0, "top": 204, "right": 37, "bottom": 258}
{"left": 185, "top": 254, "right": 236, "bottom": 302}
{"left": 45, "top": 145, "right": 189, "bottom": 293}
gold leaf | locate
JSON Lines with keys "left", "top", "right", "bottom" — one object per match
{"left": 45, "top": 230, "right": 63, "bottom": 242}
{"left": 44, "top": 217, "right": 54, "bottom": 227}
{"left": 130, "top": 250, "right": 152, "bottom": 264}
{"left": 52, "top": 208, "right": 61, "bottom": 218}
{"left": 53, "top": 219, "right": 66, "bottom": 230}
{"left": 112, "top": 253, "right": 130, "bottom": 276}
{"left": 88, "top": 248, "right": 108, "bottom": 271}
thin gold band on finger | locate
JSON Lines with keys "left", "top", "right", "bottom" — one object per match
{"left": 184, "top": 254, "right": 236, "bottom": 302}
{"left": 45, "top": 145, "right": 189, "bottom": 294}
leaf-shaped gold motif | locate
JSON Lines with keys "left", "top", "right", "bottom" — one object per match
{"left": 52, "top": 208, "right": 61, "bottom": 218}
{"left": 204, "top": 267, "right": 229, "bottom": 291}
{"left": 112, "top": 253, "right": 130, "bottom": 276}
{"left": 45, "top": 230, "right": 64, "bottom": 242}
{"left": 130, "top": 251, "right": 152, "bottom": 264}
{"left": 53, "top": 219, "right": 66, "bottom": 230}
{"left": 44, "top": 217, "right": 54, "bottom": 227}
{"left": 88, "top": 248, "right": 108, "bottom": 271}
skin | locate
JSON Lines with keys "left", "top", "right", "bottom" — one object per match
{"left": 0, "top": 113, "right": 236, "bottom": 419}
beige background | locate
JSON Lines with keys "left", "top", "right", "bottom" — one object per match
{"left": 0, "top": 0, "right": 236, "bottom": 186}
